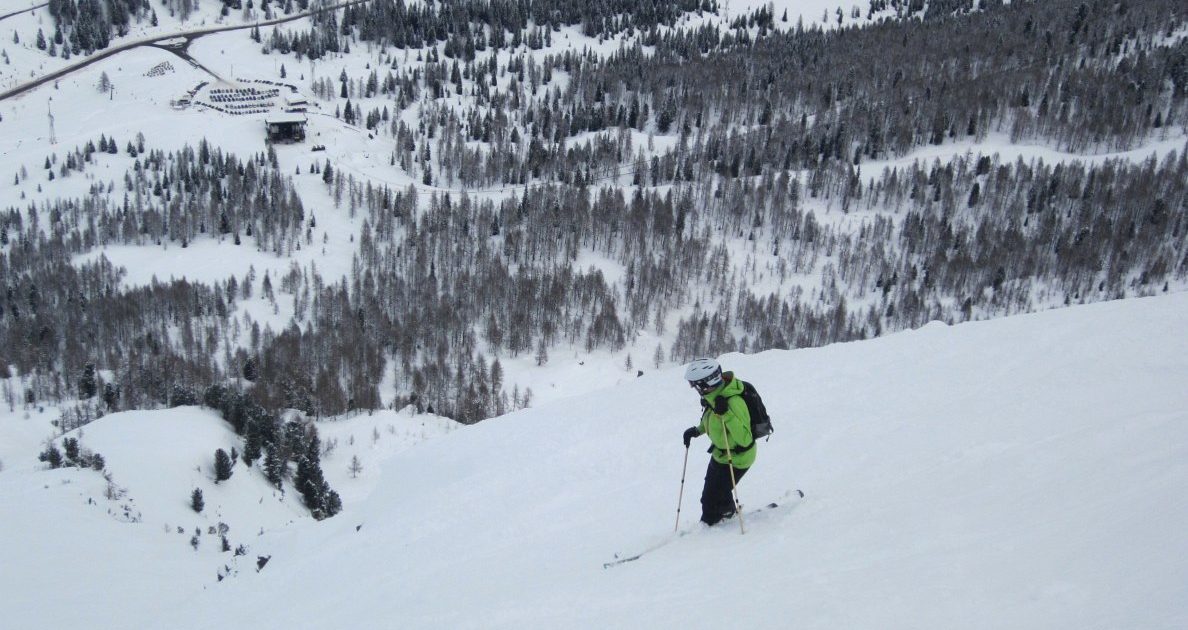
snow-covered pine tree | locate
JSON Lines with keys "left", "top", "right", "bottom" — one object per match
{"left": 295, "top": 444, "right": 325, "bottom": 516}
{"left": 263, "top": 443, "right": 284, "bottom": 489}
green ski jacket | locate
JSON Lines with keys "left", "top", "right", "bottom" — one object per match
{"left": 697, "top": 373, "right": 756, "bottom": 469}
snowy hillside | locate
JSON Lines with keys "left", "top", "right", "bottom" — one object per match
{"left": 0, "top": 404, "right": 459, "bottom": 627}
{"left": 5, "top": 291, "right": 1184, "bottom": 629}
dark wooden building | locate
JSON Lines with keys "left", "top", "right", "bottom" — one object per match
{"left": 265, "top": 114, "right": 307, "bottom": 143}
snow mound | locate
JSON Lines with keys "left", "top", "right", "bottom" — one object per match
{"left": 0, "top": 405, "right": 460, "bottom": 627}
{"left": 68, "top": 407, "right": 306, "bottom": 529}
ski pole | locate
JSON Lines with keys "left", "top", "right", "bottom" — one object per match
{"left": 720, "top": 416, "right": 745, "bottom": 535}
{"left": 674, "top": 445, "right": 690, "bottom": 532}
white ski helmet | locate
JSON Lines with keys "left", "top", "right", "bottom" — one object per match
{"left": 685, "top": 358, "right": 724, "bottom": 394}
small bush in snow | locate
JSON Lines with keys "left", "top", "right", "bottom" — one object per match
{"left": 191, "top": 488, "right": 204, "bottom": 513}
{"left": 38, "top": 444, "right": 63, "bottom": 469}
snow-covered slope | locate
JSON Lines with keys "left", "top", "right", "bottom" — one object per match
{"left": 1, "top": 292, "right": 1164, "bottom": 629}
{"left": 0, "top": 405, "right": 459, "bottom": 628}
{"left": 3, "top": 293, "right": 1186, "bottom": 628}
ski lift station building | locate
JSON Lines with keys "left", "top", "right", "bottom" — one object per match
{"left": 265, "top": 114, "right": 307, "bottom": 143}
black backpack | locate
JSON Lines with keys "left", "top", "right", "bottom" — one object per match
{"left": 737, "top": 380, "right": 774, "bottom": 440}
{"left": 704, "top": 376, "right": 775, "bottom": 442}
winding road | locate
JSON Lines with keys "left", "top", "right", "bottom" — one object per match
{"left": 0, "top": 3, "right": 48, "bottom": 23}
{"left": 0, "top": 0, "right": 366, "bottom": 102}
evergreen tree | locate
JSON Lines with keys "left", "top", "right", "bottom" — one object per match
{"left": 214, "top": 448, "right": 233, "bottom": 483}
{"left": 294, "top": 428, "right": 334, "bottom": 518}
{"left": 63, "top": 438, "right": 80, "bottom": 464}
{"left": 968, "top": 182, "right": 981, "bottom": 207}
{"left": 242, "top": 357, "right": 258, "bottom": 382}
{"left": 264, "top": 442, "right": 284, "bottom": 489}
{"left": 191, "top": 488, "right": 205, "bottom": 513}
{"left": 79, "top": 363, "right": 97, "bottom": 399}
{"left": 295, "top": 434, "right": 323, "bottom": 512}
{"left": 243, "top": 424, "right": 262, "bottom": 466}
{"left": 324, "top": 489, "right": 342, "bottom": 517}
{"left": 102, "top": 382, "right": 119, "bottom": 410}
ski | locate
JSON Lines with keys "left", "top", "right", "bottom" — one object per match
{"left": 603, "top": 489, "right": 804, "bottom": 569}
{"left": 602, "top": 537, "right": 680, "bottom": 568}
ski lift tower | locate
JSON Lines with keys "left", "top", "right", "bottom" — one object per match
{"left": 47, "top": 98, "right": 56, "bottom": 145}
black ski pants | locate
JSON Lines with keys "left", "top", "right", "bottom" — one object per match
{"left": 700, "top": 459, "right": 748, "bottom": 525}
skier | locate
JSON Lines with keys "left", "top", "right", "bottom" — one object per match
{"left": 681, "top": 358, "right": 755, "bottom": 526}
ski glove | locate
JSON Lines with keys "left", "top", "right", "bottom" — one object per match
{"left": 683, "top": 427, "right": 700, "bottom": 447}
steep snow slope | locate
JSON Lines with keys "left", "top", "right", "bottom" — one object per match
{"left": 139, "top": 292, "right": 1188, "bottom": 630}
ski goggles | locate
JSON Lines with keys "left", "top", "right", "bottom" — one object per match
{"left": 688, "top": 374, "right": 722, "bottom": 395}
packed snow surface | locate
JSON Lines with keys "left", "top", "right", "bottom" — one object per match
{"left": 5, "top": 292, "right": 1185, "bottom": 629}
